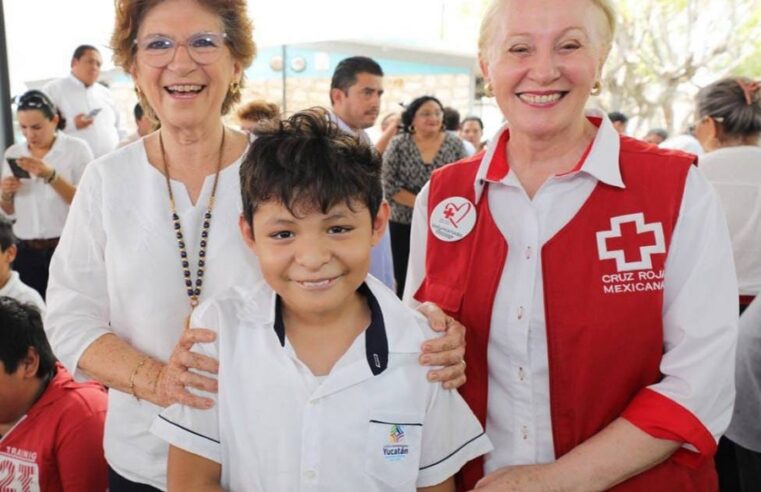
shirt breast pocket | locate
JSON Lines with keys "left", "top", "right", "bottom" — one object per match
{"left": 365, "top": 413, "right": 423, "bottom": 489}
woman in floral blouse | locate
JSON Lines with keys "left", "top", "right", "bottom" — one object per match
{"left": 383, "top": 95, "right": 466, "bottom": 296}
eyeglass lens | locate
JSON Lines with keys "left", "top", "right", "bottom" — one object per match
{"left": 136, "top": 32, "right": 226, "bottom": 67}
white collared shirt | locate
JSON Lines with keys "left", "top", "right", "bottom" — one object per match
{"left": 699, "top": 145, "right": 761, "bottom": 296}
{"left": 43, "top": 75, "right": 123, "bottom": 158}
{"left": 151, "top": 276, "right": 492, "bottom": 491}
{"left": 2, "top": 133, "right": 93, "bottom": 239}
{"left": 45, "top": 140, "right": 261, "bottom": 490}
{"left": 0, "top": 271, "right": 45, "bottom": 314}
{"left": 404, "top": 110, "right": 737, "bottom": 471}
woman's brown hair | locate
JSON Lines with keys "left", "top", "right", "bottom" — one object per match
{"left": 111, "top": 0, "right": 256, "bottom": 115}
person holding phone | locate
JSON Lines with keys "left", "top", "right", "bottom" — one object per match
{"left": 1, "top": 90, "right": 93, "bottom": 299}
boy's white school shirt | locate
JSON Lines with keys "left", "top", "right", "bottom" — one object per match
{"left": 151, "top": 275, "right": 492, "bottom": 491}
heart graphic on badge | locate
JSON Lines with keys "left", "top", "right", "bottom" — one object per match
{"left": 443, "top": 202, "right": 473, "bottom": 228}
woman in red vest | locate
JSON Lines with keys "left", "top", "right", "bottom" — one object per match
{"left": 404, "top": 0, "right": 738, "bottom": 490}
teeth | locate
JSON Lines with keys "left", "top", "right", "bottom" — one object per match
{"left": 298, "top": 279, "right": 332, "bottom": 288}
{"left": 520, "top": 93, "right": 562, "bottom": 104}
{"left": 167, "top": 84, "right": 203, "bottom": 93}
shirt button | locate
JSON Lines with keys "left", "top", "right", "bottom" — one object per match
{"left": 304, "top": 470, "right": 317, "bottom": 480}
{"left": 521, "top": 425, "right": 529, "bottom": 440}
{"left": 525, "top": 246, "right": 532, "bottom": 259}
{"left": 518, "top": 367, "right": 525, "bottom": 381}
{"left": 517, "top": 306, "right": 525, "bottom": 320}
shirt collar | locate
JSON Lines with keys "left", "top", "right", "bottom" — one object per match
{"left": 329, "top": 111, "right": 371, "bottom": 145}
{"left": 272, "top": 280, "right": 390, "bottom": 376}
{"left": 472, "top": 108, "right": 625, "bottom": 202}
{"left": 0, "top": 271, "right": 19, "bottom": 296}
{"left": 68, "top": 73, "right": 89, "bottom": 89}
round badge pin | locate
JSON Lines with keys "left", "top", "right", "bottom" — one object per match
{"left": 429, "top": 196, "right": 477, "bottom": 242}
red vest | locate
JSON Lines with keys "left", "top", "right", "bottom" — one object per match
{"left": 416, "top": 136, "right": 717, "bottom": 491}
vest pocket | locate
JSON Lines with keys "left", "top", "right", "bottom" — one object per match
{"left": 365, "top": 414, "right": 423, "bottom": 488}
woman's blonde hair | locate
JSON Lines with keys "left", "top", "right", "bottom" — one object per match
{"left": 478, "top": 0, "right": 616, "bottom": 64}
{"left": 111, "top": 0, "right": 256, "bottom": 116}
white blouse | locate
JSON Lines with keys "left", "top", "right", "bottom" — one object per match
{"left": 699, "top": 145, "right": 761, "bottom": 296}
{"left": 2, "top": 133, "right": 93, "bottom": 240}
{"left": 45, "top": 139, "right": 261, "bottom": 490}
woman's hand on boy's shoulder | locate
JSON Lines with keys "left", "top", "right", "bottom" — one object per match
{"left": 416, "top": 302, "right": 467, "bottom": 390}
{"left": 156, "top": 323, "right": 220, "bottom": 409}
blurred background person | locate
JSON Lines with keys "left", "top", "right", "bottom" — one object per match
{"left": 120, "top": 102, "right": 157, "bottom": 146}
{"left": 236, "top": 98, "right": 279, "bottom": 136}
{"left": 383, "top": 95, "right": 465, "bottom": 297}
{"left": 643, "top": 127, "right": 668, "bottom": 145}
{"left": 0, "top": 218, "right": 45, "bottom": 313}
{"left": 460, "top": 115, "right": 486, "bottom": 153}
{"left": 44, "top": 45, "right": 124, "bottom": 158}
{"left": 694, "top": 76, "right": 761, "bottom": 492}
{"left": 0, "top": 296, "right": 108, "bottom": 492}
{"left": 1, "top": 90, "right": 93, "bottom": 299}
{"left": 443, "top": 105, "right": 476, "bottom": 156}
{"left": 661, "top": 125, "right": 704, "bottom": 155}
{"left": 608, "top": 110, "right": 629, "bottom": 134}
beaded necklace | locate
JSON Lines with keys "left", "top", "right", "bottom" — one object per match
{"left": 159, "top": 128, "right": 226, "bottom": 308}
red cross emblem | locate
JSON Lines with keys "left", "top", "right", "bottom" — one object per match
{"left": 596, "top": 213, "right": 665, "bottom": 272}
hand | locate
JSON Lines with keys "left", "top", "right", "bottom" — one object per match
{"left": 17, "top": 156, "right": 53, "bottom": 179}
{"left": 417, "top": 302, "right": 466, "bottom": 389}
{"left": 471, "top": 464, "right": 560, "bottom": 492}
{"left": 383, "top": 114, "right": 401, "bottom": 134}
{"left": 1, "top": 176, "right": 21, "bottom": 195}
{"left": 74, "top": 113, "right": 94, "bottom": 129}
{"left": 154, "top": 319, "right": 219, "bottom": 409}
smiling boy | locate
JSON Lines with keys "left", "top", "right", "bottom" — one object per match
{"left": 151, "top": 108, "right": 490, "bottom": 491}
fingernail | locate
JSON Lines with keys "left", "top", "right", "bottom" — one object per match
{"left": 421, "top": 355, "right": 431, "bottom": 364}
{"left": 427, "top": 373, "right": 437, "bottom": 381}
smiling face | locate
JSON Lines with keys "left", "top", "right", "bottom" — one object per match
{"left": 480, "top": 0, "right": 608, "bottom": 139}
{"left": 241, "top": 199, "right": 388, "bottom": 320}
{"left": 18, "top": 110, "right": 58, "bottom": 150}
{"left": 131, "top": 0, "right": 241, "bottom": 131}
{"left": 412, "top": 100, "right": 444, "bottom": 136}
{"left": 331, "top": 72, "right": 384, "bottom": 131}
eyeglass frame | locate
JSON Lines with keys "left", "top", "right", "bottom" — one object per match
{"left": 132, "top": 31, "right": 230, "bottom": 68}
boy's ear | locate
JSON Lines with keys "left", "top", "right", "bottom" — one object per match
{"left": 371, "top": 201, "right": 390, "bottom": 246}
{"left": 238, "top": 215, "right": 257, "bottom": 253}
{"left": 3, "top": 243, "right": 17, "bottom": 264}
{"left": 20, "top": 347, "right": 40, "bottom": 379}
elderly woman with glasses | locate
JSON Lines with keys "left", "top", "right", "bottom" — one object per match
{"left": 1, "top": 90, "right": 93, "bottom": 299}
{"left": 382, "top": 95, "right": 466, "bottom": 297}
{"left": 44, "top": 2, "right": 468, "bottom": 490}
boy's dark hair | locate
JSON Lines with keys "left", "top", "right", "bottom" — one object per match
{"left": 72, "top": 44, "right": 99, "bottom": 61}
{"left": 330, "top": 56, "right": 383, "bottom": 104}
{"left": 0, "top": 217, "right": 15, "bottom": 251}
{"left": 0, "top": 297, "right": 57, "bottom": 378}
{"left": 240, "top": 107, "right": 383, "bottom": 225}
{"left": 442, "top": 107, "right": 461, "bottom": 131}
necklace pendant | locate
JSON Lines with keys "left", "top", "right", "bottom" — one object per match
{"left": 190, "top": 297, "right": 199, "bottom": 308}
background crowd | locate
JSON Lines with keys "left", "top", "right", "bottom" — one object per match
{"left": 0, "top": 0, "right": 759, "bottom": 491}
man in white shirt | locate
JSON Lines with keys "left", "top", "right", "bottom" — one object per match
{"left": 329, "top": 56, "right": 397, "bottom": 291}
{"left": 43, "top": 45, "right": 123, "bottom": 158}
{"left": 0, "top": 218, "right": 44, "bottom": 313}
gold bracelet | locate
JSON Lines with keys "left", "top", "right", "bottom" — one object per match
{"left": 129, "top": 356, "right": 149, "bottom": 401}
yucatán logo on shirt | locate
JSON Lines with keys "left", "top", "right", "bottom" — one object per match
{"left": 596, "top": 213, "right": 666, "bottom": 295}
{"left": 383, "top": 425, "right": 409, "bottom": 461}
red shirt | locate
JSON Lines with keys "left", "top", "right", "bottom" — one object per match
{"left": 0, "top": 364, "right": 107, "bottom": 492}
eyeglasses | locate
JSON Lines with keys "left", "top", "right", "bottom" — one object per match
{"left": 134, "top": 32, "right": 228, "bottom": 68}
{"left": 417, "top": 110, "right": 443, "bottom": 119}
